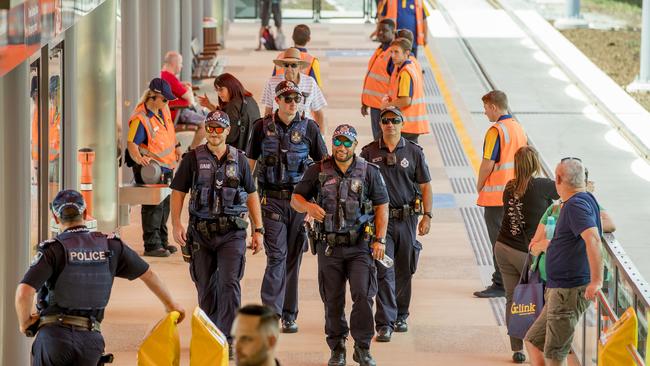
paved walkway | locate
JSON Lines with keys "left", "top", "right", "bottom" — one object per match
{"left": 103, "top": 21, "right": 515, "bottom": 365}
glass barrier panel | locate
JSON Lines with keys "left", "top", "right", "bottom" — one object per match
{"left": 234, "top": 0, "right": 257, "bottom": 19}
{"left": 320, "top": 0, "right": 365, "bottom": 18}
{"left": 29, "top": 64, "right": 40, "bottom": 255}
{"left": 47, "top": 44, "right": 63, "bottom": 235}
{"left": 637, "top": 300, "right": 648, "bottom": 360}
{"left": 618, "top": 276, "right": 635, "bottom": 317}
{"left": 602, "top": 246, "right": 616, "bottom": 306}
{"left": 584, "top": 304, "right": 599, "bottom": 365}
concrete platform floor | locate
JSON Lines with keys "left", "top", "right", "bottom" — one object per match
{"left": 103, "top": 22, "right": 514, "bottom": 365}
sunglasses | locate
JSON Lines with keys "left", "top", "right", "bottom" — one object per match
{"left": 150, "top": 95, "right": 168, "bottom": 103}
{"left": 282, "top": 95, "right": 303, "bottom": 104}
{"left": 205, "top": 125, "right": 226, "bottom": 134}
{"left": 333, "top": 138, "right": 354, "bottom": 148}
{"left": 561, "top": 157, "right": 582, "bottom": 162}
{"left": 380, "top": 117, "right": 403, "bottom": 125}
{"left": 283, "top": 63, "right": 299, "bottom": 68}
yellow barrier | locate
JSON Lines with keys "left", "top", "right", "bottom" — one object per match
{"left": 598, "top": 307, "right": 638, "bottom": 366}
{"left": 190, "top": 307, "right": 229, "bottom": 366}
{"left": 137, "top": 311, "right": 181, "bottom": 366}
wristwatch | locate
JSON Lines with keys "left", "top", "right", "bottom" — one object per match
{"left": 424, "top": 212, "right": 433, "bottom": 219}
{"left": 254, "top": 227, "right": 265, "bottom": 235}
{"left": 375, "top": 237, "right": 386, "bottom": 245}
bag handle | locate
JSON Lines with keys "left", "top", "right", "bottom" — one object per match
{"left": 513, "top": 195, "right": 538, "bottom": 285}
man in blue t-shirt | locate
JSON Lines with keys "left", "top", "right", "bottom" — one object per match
{"left": 524, "top": 158, "right": 603, "bottom": 365}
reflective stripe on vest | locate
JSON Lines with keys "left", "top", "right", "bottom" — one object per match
{"left": 476, "top": 118, "right": 528, "bottom": 207}
{"left": 388, "top": 62, "right": 430, "bottom": 135}
{"left": 129, "top": 103, "right": 177, "bottom": 169}
{"left": 380, "top": 0, "right": 426, "bottom": 45}
{"left": 362, "top": 47, "right": 392, "bottom": 109}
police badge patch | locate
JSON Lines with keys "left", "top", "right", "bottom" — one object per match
{"left": 30, "top": 251, "right": 43, "bottom": 267}
{"left": 400, "top": 158, "right": 409, "bottom": 168}
{"left": 226, "top": 164, "right": 237, "bottom": 178}
{"left": 291, "top": 130, "right": 302, "bottom": 144}
{"left": 351, "top": 179, "right": 362, "bottom": 193}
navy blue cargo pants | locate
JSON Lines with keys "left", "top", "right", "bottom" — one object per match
{"left": 375, "top": 215, "right": 422, "bottom": 330}
{"left": 260, "top": 196, "right": 307, "bottom": 321}
{"left": 189, "top": 226, "right": 246, "bottom": 342}
{"left": 317, "top": 240, "right": 378, "bottom": 350}
{"left": 32, "top": 324, "right": 105, "bottom": 366}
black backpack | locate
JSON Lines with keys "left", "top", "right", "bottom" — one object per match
{"left": 260, "top": 27, "right": 277, "bottom": 50}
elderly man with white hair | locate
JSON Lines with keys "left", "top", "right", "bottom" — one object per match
{"left": 524, "top": 157, "right": 603, "bottom": 366}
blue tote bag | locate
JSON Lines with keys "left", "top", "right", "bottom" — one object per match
{"left": 508, "top": 255, "right": 544, "bottom": 339}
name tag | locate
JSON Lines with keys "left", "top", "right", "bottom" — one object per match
{"left": 69, "top": 250, "right": 108, "bottom": 263}
{"left": 199, "top": 163, "right": 211, "bottom": 170}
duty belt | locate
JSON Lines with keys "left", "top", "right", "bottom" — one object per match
{"left": 195, "top": 217, "right": 244, "bottom": 237}
{"left": 262, "top": 189, "right": 293, "bottom": 200}
{"left": 39, "top": 314, "right": 101, "bottom": 332}
{"left": 389, "top": 205, "right": 416, "bottom": 220}
{"left": 325, "top": 231, "right": 361, "bottom": 247}
{"left": 262, "top": 210, "right": 285, "bottom": 223}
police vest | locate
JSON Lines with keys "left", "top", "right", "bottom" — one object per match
{"left": 189, "top": 144, "right": 249, "bottom": 219}
{"left": 129, "top": 103, "right": 178, "bottom": 169}
{"left": 318, "top": 157, "right": 374, "bottom": 234}
{"left": 46, "top": 230, "right": 113, "bottom": 311}
{"left": 379, "top": 0, "right": 426, "bottom": 46}
{"left": 258, "top": 116, "right": 312, "bottom": 187}
{"left": 362, "top": 46, "right": 392, "bottom": 109}
{"left": 476, "top": 117, "right": 528, "bottom": 207}
{"left": 388, "top": 61, "right": 429, "bottom": 135}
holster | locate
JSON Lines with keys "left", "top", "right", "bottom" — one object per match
{"left": 230, "top": 216, "right": 249, "bottom": 230}
{"left": 306, "top": 221, "right": 321, "bottom": 255}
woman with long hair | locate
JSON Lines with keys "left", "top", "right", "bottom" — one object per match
{"left": 494, "top": 146, "right": 559, "bottom": 363}
{"left": 197, "top": 73, "right": 260, "bottom": 150}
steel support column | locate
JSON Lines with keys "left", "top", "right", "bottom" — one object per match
{"left": 181, "top": 0, "right": 193, "bottom": 81}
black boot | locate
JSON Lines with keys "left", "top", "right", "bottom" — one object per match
{"left": 353, "top": 346, "right": 376, "bottom": 366}
{"left": 328, "top": 339, "right": 346, "bottom": 366}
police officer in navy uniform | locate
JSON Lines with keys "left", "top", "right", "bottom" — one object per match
{"left": 170, "top": 110, "right": 264, "bottom": 358}
{"left": 15, "top": 190, "right": 185, "bottom": 366}
{"left": 246, "top": 80, "right": 328, "bottom": 333}
{"left": 360, "top": 107, "right": 432, "bottom": 342}
{"left": 291, "top": 124, "right": 389, "bottom": 366}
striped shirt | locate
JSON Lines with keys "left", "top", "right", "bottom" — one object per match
{"left": 260, "top": 74, "right": 327, "bottom": 119}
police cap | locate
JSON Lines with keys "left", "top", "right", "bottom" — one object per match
{"left": 204, "top": 110, "right": 230, "bottom": 128}
{"left": 52, "top": 190, "right": 86, "bottom": 219}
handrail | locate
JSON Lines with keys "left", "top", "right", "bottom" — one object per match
{"left": 596, "top": 290, "right": 645, "bottom": 365}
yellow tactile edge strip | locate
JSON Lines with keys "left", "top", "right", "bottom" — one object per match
{"left": 422, "top": 0, "right": 481, "bottom": 175}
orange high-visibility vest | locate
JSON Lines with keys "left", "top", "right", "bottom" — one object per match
{"left": 476, "top": 117, "right": 528, "bottom": 207}
{"left": 379, "top": 0, "right": 426, "bottom": 46}
{"left": 362, "top": 46, "right": 392, "bottom": 109}
{"left": 388, "top": 61, "right": 430, "bottom": 135}
{"left": 274, "top": 50, "right": 317, "bottom": 83}
{"left": 129, "top": 103, "right": 178, "bottom": 169}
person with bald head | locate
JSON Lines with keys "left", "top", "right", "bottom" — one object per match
{"left": 524, "top": 158, "right": 603, "bottom": 366}
{"left": 161, "top": 50, "right": 207, "bottom": 149}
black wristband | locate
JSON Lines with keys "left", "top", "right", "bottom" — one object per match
{"left": 424, "top": 212, "right": 432, "bottom": 218}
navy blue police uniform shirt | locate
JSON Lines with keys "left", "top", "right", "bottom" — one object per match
{"left": 246, "top": 112, "right": 329, "bottom": 188}
{"left": 360, "top": 137, "right": 431, "bottom": 208}
{"left": 546, "top": 192, "right": 602, "bottom": 289}
{"left": 20, "top": 226, "right": 149, "bottom": 321}
{"left": 293, "top": 156, "right": 390, "bottom": 207}
{"left": 170, "top": 146, "right": 257, "bottom": 194}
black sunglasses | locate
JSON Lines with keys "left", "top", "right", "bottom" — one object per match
{"left": 283, "top": 63, "right": 299, "bottom": 68}
{"left": 150, "top": 95, "right": 168, "bottom": 103}
{"left": 381, "top": 117, "right": 403, "bottom": 125}
{"left": 282, "top": 95, "right": 303, "bottom": 104}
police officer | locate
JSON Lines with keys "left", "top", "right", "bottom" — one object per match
{"left": 247, "top": 80, "right": 328, "bottom": 333}
{"left": 170, "top": 111, "right": 264, "bottom": 358}
{"left": 291, "top": 124, "right": 389, "bottom": 366}
{"left": 360, "top": 107, "right": 432, "bottom": 341}
{"left": 15, "top": 190, "right": 185, "bottom": 366}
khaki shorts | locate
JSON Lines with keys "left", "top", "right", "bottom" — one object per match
{"left": 525, "top": 285, "right": 591, "bottom": 360}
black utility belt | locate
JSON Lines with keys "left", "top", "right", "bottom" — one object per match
{"left": 40, "top": 314, "right": 101, "bottom": 332}
{"left": 389, "top": 204, "right": 421, "bottom": 220}
{"left": 261, "top": 188, "right": 293, "bottom": 200}
{"left": 195, "top": 216, "right": 248, "bottom": 236}
{"left": 323, "top": 231, "right": 366, "bottom": 248}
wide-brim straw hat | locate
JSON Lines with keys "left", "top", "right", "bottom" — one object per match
{"left": 272, "top": 48, "right": 309, "bottom": 67}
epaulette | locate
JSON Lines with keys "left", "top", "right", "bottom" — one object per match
{"left": 360, "top": 140, "right": 378, "bottom": 151}
{"left": 405, "top": 139, "right": 424, "bottom": 150}
{"left": 106, "top": 232, "right": 121, "bottom": 240}
{"left": 367, "top": 161, "right": 380, "bottom": 169}
{"left": 38, "top": 238, "right": 56, "bottom": 249}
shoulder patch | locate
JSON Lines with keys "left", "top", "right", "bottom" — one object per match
{"left": 38, "top": 238, "right": 56, "bottom": 249}
{"left": 106, "top": 232, "right": 121, "bottom": 240}
{"left": 30, "top": 251, "right": 44, "bottom": 267}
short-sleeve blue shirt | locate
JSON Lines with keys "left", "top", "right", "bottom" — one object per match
{"left": 545, "top": 192, "right": 602, "bottom": 289}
